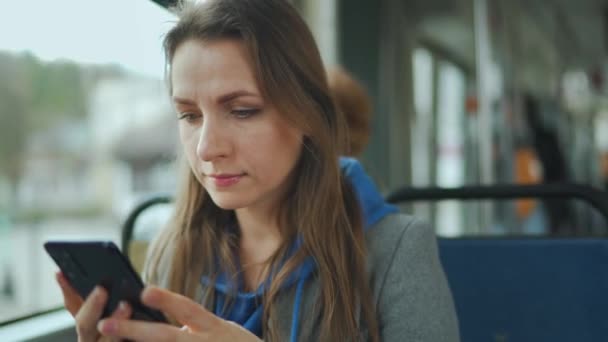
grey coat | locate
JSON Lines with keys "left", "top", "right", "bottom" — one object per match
{"left": 269, "top": 213, "right": 460, "bottom": 341}
{"left": 151, "top": 213, "right": 460, "bottom": 341}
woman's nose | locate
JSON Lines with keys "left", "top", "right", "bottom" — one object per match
{"left": 196, "top": 117, "right": 230, "bottom": 162}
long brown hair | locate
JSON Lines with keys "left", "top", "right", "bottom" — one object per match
{"left": 144, "top": 1, "right": 379, "bottom": 341}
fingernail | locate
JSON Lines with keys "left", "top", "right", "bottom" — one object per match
{"left": 118, "top": 301, "right": 128, "bottom": 313}
{"left": 93, "top": 286, "right": 106, "bottom": 303}
{"left": 98, "top": 319, "right": 117, "bottom": 334}
{"left": 141, "top": 287, "right": 155, "bottom": 304}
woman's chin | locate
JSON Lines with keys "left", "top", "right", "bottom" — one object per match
{"left": 208, "top": 194, "right": 249, "bottom": 210}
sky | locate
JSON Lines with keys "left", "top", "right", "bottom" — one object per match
{"left": 0, "top": 0, "right": 177, "bottom": 78}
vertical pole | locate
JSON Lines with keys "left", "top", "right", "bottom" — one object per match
{"left": 297, "top": 0, "right": 338, "bottom": 65}
{"left": 474, "top": 0, "right": 494, "bottom": 232}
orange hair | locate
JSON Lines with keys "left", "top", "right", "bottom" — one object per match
{"left": 327, "top": 66, "right": 372, "bottom": 156}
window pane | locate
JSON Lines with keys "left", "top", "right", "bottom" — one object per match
{"left": 0, "top": 0, "right": 175, "bottom": 322}
{"left": 435, "top": 61, "right": 466, "bottom": 237}
{"left": 411, "top": 48, "right": 434, "bottom": 188}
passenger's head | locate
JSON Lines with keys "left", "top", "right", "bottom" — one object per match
{"left": 164, "top": 0, "right": 346, "bottom": 214}
{"left": 147, "top": 1, "right": 378, "bottom": 341}
{"left": 327, "top": 65, "right": 372, "bottom": 156}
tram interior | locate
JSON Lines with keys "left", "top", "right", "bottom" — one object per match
{"left": 0, "top": 0, "right": 607, "bottom": 340}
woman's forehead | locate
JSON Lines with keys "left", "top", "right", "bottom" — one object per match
{"left": 170, "top": 39, "right": 261, "bottom": 101}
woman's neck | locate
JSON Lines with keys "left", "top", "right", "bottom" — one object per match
{"left": 235, "top": 207, "right": 282, "bottom": 291}
{"left": 236, "top": 208, "right": 281, "bottom": 245}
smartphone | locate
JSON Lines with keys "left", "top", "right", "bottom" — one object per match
{"left": 44, "top": 241, "right": 167, "bottom": 323}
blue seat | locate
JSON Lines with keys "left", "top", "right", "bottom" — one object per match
{"left": 438, "top": 238, "right": 608, "bottom": 341}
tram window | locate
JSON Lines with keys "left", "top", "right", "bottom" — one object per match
{"left": 411, "top": 48, "right": 435, "bottom": 222}
{"left": 412, "top": 48, "right": 434, "bottom": 188}
{"left": 0, "top": 0, "right": 175, "bottom": 323}
{"left": 412, "top": 48, "right": 469, "bottom": 236}
{"left": 435, "top": 61, "right": 466, "bottom": 236}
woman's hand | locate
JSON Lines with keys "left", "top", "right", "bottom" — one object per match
{"left": 97, "top": 286, "right": 262, "bottom": 342}
{"left": 56, "top": 272, "right": 133, "bottom": 342}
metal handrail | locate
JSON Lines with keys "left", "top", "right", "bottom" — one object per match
{"left": 120, "top": 194, "right": 172, "bottom": 253}
{"left": 122, "top": 184, "right": 608, "bottom": 249}
{"left": 386, "top": 183, "right": 608, "bottom": 227}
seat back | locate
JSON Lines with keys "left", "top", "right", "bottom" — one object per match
{"left": 439, "top": 238, "right": 608, "bottom": 341}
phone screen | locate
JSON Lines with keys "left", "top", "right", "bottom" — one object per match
{"left": 44, "top": 241, "right": 167, "bottom": 323}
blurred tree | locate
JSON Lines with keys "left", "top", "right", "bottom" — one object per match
{"left": 0, "top": 53, "right": 29, "bottom": 209}
{"left": 21, "top": 53, "right": 89, "bottom": 130}
{"left": 0, "top": 85, "right": 28, "bottom": 207}
{"left": 0, "top": 51, "right": 127, "bottom": 212}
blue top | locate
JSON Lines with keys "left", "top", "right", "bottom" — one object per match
{"left": 200, "top": 157, "right": 398, "bottom": 340}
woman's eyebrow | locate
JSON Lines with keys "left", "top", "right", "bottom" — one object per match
{"left": 217, "top": 90, "right": 259, "bottom": 104}
{"left": 172, "top": 90, "right": 260, "bottom": 106}
{"left": 172, "top": 96, "right": 196, "bottom": 106}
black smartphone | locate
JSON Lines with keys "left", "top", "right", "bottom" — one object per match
{"left": 44, "top": 241, "right": 167, "bottom": 323}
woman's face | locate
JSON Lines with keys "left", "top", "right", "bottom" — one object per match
{"left": 171, "top": 39, "right": 303, "bottom": 213}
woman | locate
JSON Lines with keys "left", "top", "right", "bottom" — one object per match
{"left": 56, "top": 0, "right": 459, "bottom": 341}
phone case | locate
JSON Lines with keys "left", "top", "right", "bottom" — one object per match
{"left": 44, "top": 241, "right": 167, "bottom": 323}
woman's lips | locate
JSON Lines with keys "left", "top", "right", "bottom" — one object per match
{"left": 208, "top": 174, "right": 244, "bottom": 187}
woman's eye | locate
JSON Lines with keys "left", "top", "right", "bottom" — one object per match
{"left": 231, "top": 108, "right": 260, "bottom": 119}
{"left": 178, "top": 113, "right": 201, "bottom": 123}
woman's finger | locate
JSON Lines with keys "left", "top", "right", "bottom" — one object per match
{"left": 98, "top": 319, "right": 182, "bottom": 342}
{"left": 103, "top": 301, "right": 133, "bottom": 342}
{"left": 141, "top": 286, "right": 219, "bottom": 332}
{"left": 74, "top": 286, "right": 108, "bottom": 340}
{"left": 55, "top": 272, "right": 84, "bottom": 317}
{"left": 109, "top": 301, "right": 132, "bottom": 320}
